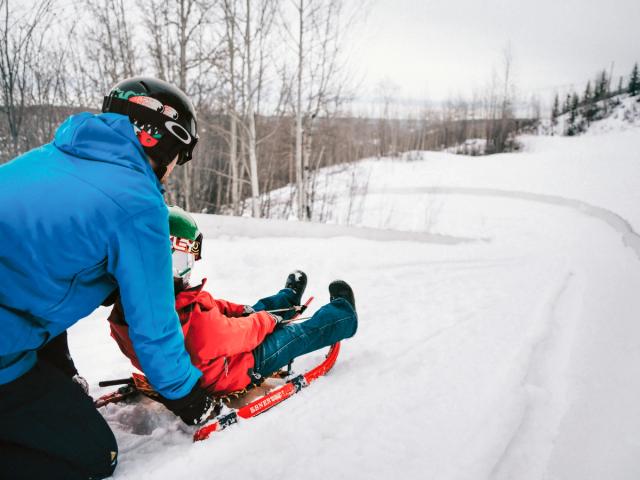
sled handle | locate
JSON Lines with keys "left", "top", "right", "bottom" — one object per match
{"left": 98, "top": 377, "right": 133, "bottom": 387}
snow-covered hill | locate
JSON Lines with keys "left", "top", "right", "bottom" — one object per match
{"left": 70, "top": 124, "right": 640, "bottom": 479}
{"left": 549, "top": 93, "right": 640, "bottom": 137}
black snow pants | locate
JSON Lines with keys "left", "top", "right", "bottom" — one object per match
{"left": 0, "top": 359, "right": 118, "bottom": 480}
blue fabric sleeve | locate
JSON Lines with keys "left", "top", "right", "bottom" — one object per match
{"left": 107, "top": 205, "right": 201, "bottom": 400}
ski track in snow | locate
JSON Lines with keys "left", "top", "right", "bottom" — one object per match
{"left": 489, "top": 271, "right": 582, "bottom": 479}
{"left": 366, "top": 186, "right": 640, "bottom": 260}
{"left": 66, "top": 129, "right": 640, "bottom": 479}
{"left": 193, "top": 212, "right": 481, "bottom": 245}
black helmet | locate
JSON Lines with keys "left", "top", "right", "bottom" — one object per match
{"left": 102, "top": 77, "right": 198, "bottom": 167}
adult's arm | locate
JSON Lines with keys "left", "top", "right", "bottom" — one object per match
{"left": 107, "top": 205, "right": 201, "bottom": 400}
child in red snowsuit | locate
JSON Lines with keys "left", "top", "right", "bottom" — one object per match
{"left": 108, "top": 274, "right": 357, "bottom": 396}
{"left": 108, "top": 206, "right": 357, "bottom": 396}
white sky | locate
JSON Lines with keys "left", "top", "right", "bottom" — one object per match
{"left": 348, "top": 0, "right": 640, "bottom": 105}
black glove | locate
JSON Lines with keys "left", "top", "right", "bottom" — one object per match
{"left": 72, "top": 374, "right": 90, "bottom": 396}
{"left": 161, "top": 384, "right": 218, "bottom": 426}
{"left": 269, "top": 313, "right": 284, "bottom": 326}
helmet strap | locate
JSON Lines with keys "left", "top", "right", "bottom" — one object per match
{"left": 153, "top": 163, "right": 168, "bottom": 182}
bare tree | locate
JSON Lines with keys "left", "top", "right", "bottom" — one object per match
{"left": 76, "top": 0, "right": 138, "bottom": 100}
{"left": 483, "top": 45, "right": 517, "bottom": 154}
{"left": 282, "top": 0, "right": 351, "bottom": 220}
{"left": 242, "top": 0, "right": 263, "bottom": 217}
{"left": 141, "top": 0, "right": 218, "bottom": 211}
{"left": 216, "top": 0, "right": 280, "bottom": 216}
{"left": 28, "top": 31, "right": 73, "bottom": 149}
{"left": 222, "top": 0, "right": 241, "bottom": 214}
{"left": 0, "top": 0, "right": 55, "bottom": 158}
{"left": 375, "top": 78, "right": 399, "bottom": 157}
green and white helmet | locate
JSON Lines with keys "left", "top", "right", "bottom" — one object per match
{"left": 168, "top": 206, "right": 202, "bottom": 282}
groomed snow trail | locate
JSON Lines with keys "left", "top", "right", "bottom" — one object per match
{"left": 68, "top": 129, "right": 640, "bottom": 479}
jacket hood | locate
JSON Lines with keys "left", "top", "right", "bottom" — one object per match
{"left": 175, "top": 279, "right": 212, "bottom": 311}
{"left": 53, "top": 112, "right": 161, "bottom": 188}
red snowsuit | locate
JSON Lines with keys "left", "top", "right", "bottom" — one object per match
{"left": 108, "top": 280, "right": 276, "bottom": 394}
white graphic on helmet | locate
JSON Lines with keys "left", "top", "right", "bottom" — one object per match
{"left": 165, "top": 121, "right": 192, "bottom": 144}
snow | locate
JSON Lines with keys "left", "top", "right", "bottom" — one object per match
{"left": 68, "top": 122, "right": 640, "bottom": 479}
{"left": 587, "top": 95, "right": 640, "bottom": 134}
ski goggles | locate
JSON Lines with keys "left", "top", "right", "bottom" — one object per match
{"left": 170, "top": 234, "right": 202, "bottom": 260}
{"left": 170, "top": 234, "right": 202, "bottom": 278}
{"left": 172, "top": 249, "right": 195, "bottom": 278}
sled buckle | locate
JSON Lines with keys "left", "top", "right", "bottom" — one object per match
{"left": 290, "top": 374, "right": 308, "bottom": 393}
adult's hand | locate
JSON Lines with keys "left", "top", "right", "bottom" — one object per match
{"left": 72, "top": 374, "right": 90, "bottom": 396}
{"left": 161, "top": 384, "right": 218, "bottom": 425}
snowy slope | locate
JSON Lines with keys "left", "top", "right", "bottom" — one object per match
{"left": 69, "top": 125, "right": 640, "bottom": 479}
{"left": 547, "top": 93, "right": 640, "bottom": 137}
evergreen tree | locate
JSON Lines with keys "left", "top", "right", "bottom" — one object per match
{"left": 595, "top": 70, "right": 609, "bottom": 100}
{"left": 567, "top": 93, "right": 581, "bottom": 135}
{"left": 563, "top": 93, "right": 572, "bottom": 114}
{"left": 629, "top": 63, "right": 640, "bottom": 96}
{"left": 583, "top": 80, "right": 599, "bottom": 123}
{"left": 583, "top": 81, "right": 592, "bottom": 104}
{"left": 570, "top": 93, "right": 580, "bottom": 115}
{"left": 551, "top": 94, "right": 560, "bottom": 132}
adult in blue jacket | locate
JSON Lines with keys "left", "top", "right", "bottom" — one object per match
{"left": 0, "top": 77, "right": 216, "bottom": 480}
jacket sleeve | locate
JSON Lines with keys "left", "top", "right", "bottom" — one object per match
{"left": 189, "top": 306, "right": 276, "bottom": 359}
{"left": 107, "top": 205, "right": 201, "bottom": 400}
{"left": 213, "top": 299, "right": 246, "bottom": 317}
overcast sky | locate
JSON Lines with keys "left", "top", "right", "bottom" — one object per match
{"left": 348, "top": 0, "right": 640, "bottom": 105}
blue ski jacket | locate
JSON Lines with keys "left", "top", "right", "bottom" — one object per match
{"left": 0, "top": 112, "right": 201, "bottom": 399}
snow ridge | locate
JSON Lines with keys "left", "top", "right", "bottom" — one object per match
{"left": 193, "top": 211, "right": 480, "bottom": 244}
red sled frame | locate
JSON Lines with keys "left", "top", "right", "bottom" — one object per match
{"left": 193, "top": 341, "right": 340, "bottom": 442}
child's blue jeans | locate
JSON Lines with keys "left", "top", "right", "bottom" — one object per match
{"left": 251, "top": 289, "right": 357, "bottom": 380}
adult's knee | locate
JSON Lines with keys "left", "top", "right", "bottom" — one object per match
{"left": 82, "top": 428, "right": 118, "bottom": 479}
{"left": 91, "top": 452, "right": 118, "bottom": 480}
{"left": 0, "top": 441, "right": 117, "bottom": 480}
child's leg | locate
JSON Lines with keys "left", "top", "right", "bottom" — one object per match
{"left": 252, "top": 289, "right": 300, "bottom": 320}
{"left": 252, "top": 298, "right": 357, "bottom": 379}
